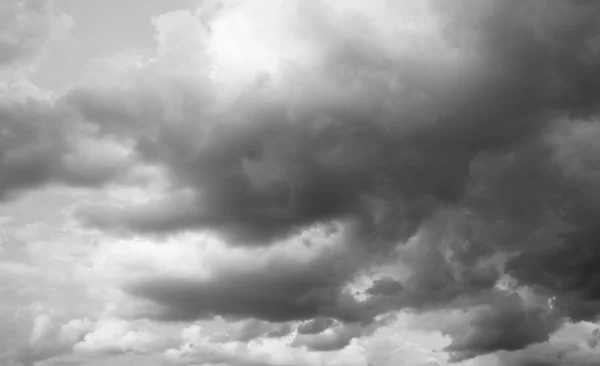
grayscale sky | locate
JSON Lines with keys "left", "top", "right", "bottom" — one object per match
{"left": 2, "top": 1, "right": 600, "bottom": 366}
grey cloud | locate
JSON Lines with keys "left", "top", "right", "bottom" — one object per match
{"left": 0, "top": 0, "right": 47, "bottom": 66}
{"left": 493, "top": 121, "right": 600, "bottom": 323}
{"left": 587, "top": 328, "right": 600, "bottom": 349}
{"left": 291, "top": 314, "right": 397, "bottom": 352}
{"left": 0, "top": 96, "right": 132, "bottom": 201}
{"left": 122, "top": 238, "right": 375, "bottom": 324}
{"left": 297, "top": 317, "right": 335, "bottom": 335}
{"left": 0, "top": 0, "right": 71, "bottom": 68}
{"left": 443, "top": 291, "right": 562, "bottom": 362}
{"left": 210, "top": 319, "right": 294, "bottom": 343}
{"left": 359, "top": 206, "right": 504, "bottom": 318}
{"left": 497, "top": 338, "right": 600, "bottom": 366}
{"left": 46, "top": 0, "right": 600, "bottom": 361}
{"left": 365, "top": 277, "right": 404, "bottom": 297}
{"left": 69, "top": 0, "right": 600, "bottom": 251}
{"left": 291, "top": 322, "right": 366, "bottom": 352}
{"left": 507, "top": 228, "right": 600, "bottom": 322}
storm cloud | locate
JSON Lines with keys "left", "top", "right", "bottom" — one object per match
{"left": 4, "top": 0, "right": 600, "bottom": 364}
{"left": 66, "top": 0, "right": 600, "bottom": 359}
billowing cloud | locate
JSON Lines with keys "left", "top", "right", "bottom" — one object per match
{"left": 493, "top": 322, "right": 600, "bottom": 366}
{"left": 291, "top": 322, "right": 367, "bottom": 352}
{"left": 0, "top": 92, "right": 133, "bottom": 201}
{"left": 4, "top": 0, "right": 600, "bottom": 364}
{"left": 72, "top": 318, "right": 177, "bottom": 355}
{"left": 163, "top": 324, "right": 314, "bottom": 366}
{"left": 443, "top": 291, "right": 562, "bottom": 362}
{"left": 71, "top": 0, "right": 600, "bottom": 246}
{"left": 117, "top": 224, "right": 375, "bottom": 324}
{"left": 65, "top": 0, "right": 600, "bottom": 360}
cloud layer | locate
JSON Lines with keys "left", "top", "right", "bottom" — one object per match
{"left": 3, "top": 0, "right": 600, "bottom": 365}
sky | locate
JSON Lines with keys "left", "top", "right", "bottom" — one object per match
{"left": 2, "top": 0, "right": 600, "bottom": 365}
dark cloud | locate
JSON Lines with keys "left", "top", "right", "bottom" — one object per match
{"left": 507, "top": 228, "right": 600, "bottom": 322}
{"left": 443, "top": 291, "right": 562, "bottom": 362}
{"left": 495, "top": 119, "right": 600, "bottom": 326}
{"left": 25, "top": 0, "right": 600, "bottom": 361}
{"left": 496, "top": 336, "right": 600, "bottom": 366}
{"left": 121, "top": 232, "right": 376, "bottom": 324}
{"left": 365, "top": 277, "right": 404, "bottom": 297}
{"left": 70, "top": 0, "right": 600, "bottom": 255}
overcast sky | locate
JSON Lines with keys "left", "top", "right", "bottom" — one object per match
{"left": 2, "top": 0, "right": 600, "bottom": 365}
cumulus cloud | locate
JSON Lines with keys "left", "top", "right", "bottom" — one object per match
{"left": 72, "top": 318, "right": 177, "bottom": 355}
{"left": 4, "top": 0, "right": 600, "bottom": 364}
{"left": 71, "top": 0, "right": 600, "bottom": 247}
{"left": 164, "top": 324, "right": 314, "bottom": 366}
{"left": 64, "top": 0, "right": 600, "bottom": 360}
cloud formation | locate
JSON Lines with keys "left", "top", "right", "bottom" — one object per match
{"left": 4, "top": 0, "right": 600, "bottom": 364}
{"left": 0, "top": 92, "right": 133, "bottom": 201}
{"left": 66, "top": 0, "right": 600, "bottom": 360}
{"left": 443, "top": 291, "right": 562, "bottom": 362}
{"left": 120, "top": 226, "right": 372, "bottom": 324}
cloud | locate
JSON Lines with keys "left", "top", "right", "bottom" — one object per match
{"left": 443, "top": 291, "right": 562, "bottom": 362}
{"left": 210, "top": 319, "right": 294, "bottom": 343}
{"left": 19, "top": 315, "right": 93, "bottom": 366}
{"left": 0, "top": 88, "right": 134, "bottom": 202}
{"left": 65, "top": 0, "right": 478, "bottom": 245}
{"left": 365, "top": 277, "right": 404, "bottom": 297}
{"left": 163, "top": 323, "right": 372, "bottom": 366}
{"left": 118, "top": 224, "right": 375, "bottom": 324}
{"left": 0, "top": 0, "right": 74, "bottom": 73}
{"left": 62, "top": 0, "right": 600, "bottom": 360}
{"left": 291, "top": 322, "right": 367, "bottom": 352}
{"left": 494, "top": 322, "right": 600, "bottom": 366}
{"left": 4, "top": 0, "right": 600, "bottom": 364}
{"left": 72, "top": 318, "right": 176, "bottom": 355}
{"left": 507, "top": 222, "right": 600, "bottom": 322}
{"left": 65, "top": 0, "right": 600, "bottom": 265}
{"left": 297, "top": 318, "right": 336, "bottom": 335}
{"left": 164, "top": 324, "right": 315, "bottom": 366}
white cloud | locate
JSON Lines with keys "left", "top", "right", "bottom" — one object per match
{"left": 73, "top": 318, "right": 175, "bottom": 355}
